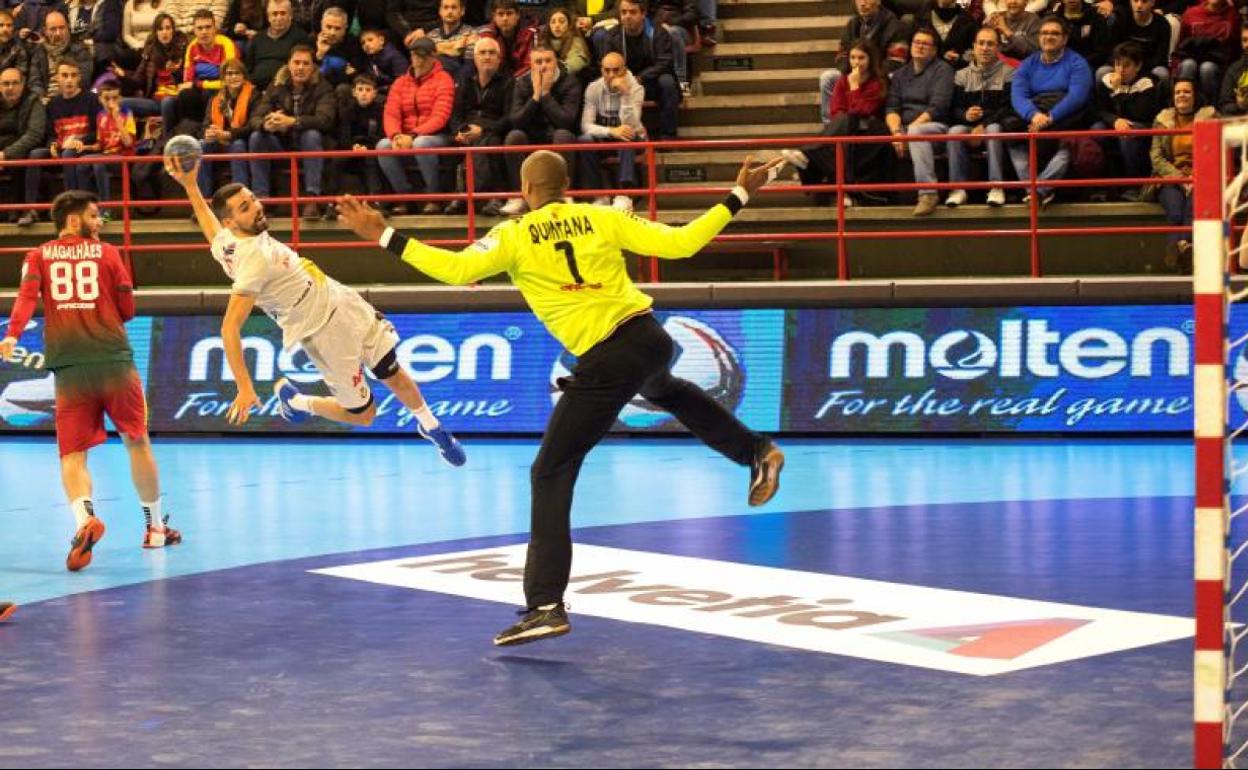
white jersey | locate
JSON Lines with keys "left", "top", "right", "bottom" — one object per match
{"left": 210, "top": 229, "right": 347, "bottom": 348}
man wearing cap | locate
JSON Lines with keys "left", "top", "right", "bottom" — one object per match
{"left": 376, "top": 35, "right": 455, "bottom": 215}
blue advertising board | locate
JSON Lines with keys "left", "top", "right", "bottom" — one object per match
{"left": 784, "top": 306, "right": 1200, "bottom": 431}
{"left": 0, "top": 305, "right": 1229, "bottom": 434}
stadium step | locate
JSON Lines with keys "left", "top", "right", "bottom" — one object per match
{"left": 698, "top": 67, "right": 827, "bottom": 96}
{"left": 696, "top": 39, "right": 840, "bottom": 72}
{"left": 718, "top": 15, "right": 850, "bottom": 44}
{"left": 717, "top": 0, "right": 836, "bottom": 19}
{"left": 681, "top": 91, "right": 822, "bottom": 126}
{"left": 678, "top": 121, "right": 825, "bottom": 140}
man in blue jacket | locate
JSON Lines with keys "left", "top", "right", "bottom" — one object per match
{"left": 1008, "top": 16, "right": 1092, "bottom": 209}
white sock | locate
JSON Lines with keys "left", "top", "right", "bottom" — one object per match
{"left": 70, "top": 497, "right": 94, "bottom": 528}
{"left": 289, "top": 394, "right": 315, "bottom": 414}
{"left": 538, "top": 603, "right": 558, "bottom": 611}
{"left": 142, "top": 499, "right": 163, "bottom": 531}
{"left": 411, "top": 404, "right": 439, "bottom": 430}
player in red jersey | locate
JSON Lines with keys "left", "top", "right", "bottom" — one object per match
{"left": 0, "top": 190, "right": 182, "bottom": 572}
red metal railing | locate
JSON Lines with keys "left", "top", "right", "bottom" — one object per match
{"left": 0, "top": 127, "right": 1195, "bottom": 281}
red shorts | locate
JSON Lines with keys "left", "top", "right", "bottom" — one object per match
{"left": 54, "top": 362, "right": 148, "bottom": 457}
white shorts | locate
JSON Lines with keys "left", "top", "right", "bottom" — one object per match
{"left": 300, "top": 289, "right": 400, "bottom": 410}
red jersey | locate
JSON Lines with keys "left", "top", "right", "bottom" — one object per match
{"left": 96, "top": 109, "right": 137, "bottom": 155}
{"left": 5, "top": 236, "right": 136, "bottom": 370}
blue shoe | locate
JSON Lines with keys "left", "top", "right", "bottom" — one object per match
{"left": 418, "top": 423, "right": 466, "bottom": 466}
{"left": 273, "top": 377, "right": 307, "bottom": 424}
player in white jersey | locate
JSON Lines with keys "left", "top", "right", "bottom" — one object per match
{"left": 164, "top": 157, "right": 466, "bottom": 465}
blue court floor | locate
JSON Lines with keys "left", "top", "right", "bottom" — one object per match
{"left": 0, "top": 436, "right": 1209, "bottom": 767}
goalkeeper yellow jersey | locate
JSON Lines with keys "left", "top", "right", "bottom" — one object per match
{"left": 390, "top": 200, "right": 736, "bottom": 355}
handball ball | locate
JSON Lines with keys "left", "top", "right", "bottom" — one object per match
{"left": 164, "top": 134, "right": 202, "bottom": 172}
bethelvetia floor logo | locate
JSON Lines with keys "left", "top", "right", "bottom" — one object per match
{"left": 313, "top": 545, "right": 1191, "bottom": 676}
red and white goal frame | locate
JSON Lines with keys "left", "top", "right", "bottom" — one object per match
{"left": 1193, "top": 117, "right": 1248, "bottom": 769}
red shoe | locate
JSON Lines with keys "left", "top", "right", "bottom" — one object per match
{"left": 0, "top": 602, "right": 16, "bottom": 622}
{"left": 142, "top": 516, "right": 183, "bottom": 549}
{"left": 66, "top": 516, "right": 106, "bottom": 572}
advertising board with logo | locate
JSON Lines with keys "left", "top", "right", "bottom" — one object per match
{"left": 0, "top": 305, "right": 1232, "bottom": 434}
{"left": 784, "top": 306, "right": 1211, "bottom": 432}
{"left": 141, "top": 309, "right": 784, "bottom": 433}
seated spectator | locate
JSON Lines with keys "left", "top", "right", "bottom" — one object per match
{"left": 945, "top": 25, "right": 1017, "bottom": 207}
{"left": 578, "top": 50, "right": 644, "bottom": 211}
{"left": 885, "top": 27, "right": 955, "bottom": 216}
{"left": 601, "top": 0, "right": 679, "bottom": 140}
{"left": 651, "top": 0, "right": 695, "bottom": 93}
{"left": 223, "top": 0, "right": 265, "bottom": 45}
{"left": 246, "top": 43, "right": 337, "bottom": 218}
{"left": 502, "top": 43, "right": 581, "bottom": 214}
{"left": 1092, "top": 41, "right": 1160, "bottom": 198}
{"left": 29, "top": 11, "right": 94, "bottom": 100}
{"left": 920, "top": 0, "right": 977, "bottom": 70}
{"left": 987, "top": 0, "right": 1040, "bottom": 61}
{"left": 540, "top": 6, "right": 590, "bottom": 83}
{"left": 1053, "top": 0, "right": 1109, "bottom": 70}
{"left": 313, "top": 5, "right": 365, "bottom": 88}
{"left": 198, "top": 57, "right": 257, "bottom": 196}
{"left": 1175, "top": 0, "right": 1239, "bottom": 104}
{"left": 15, "top": 0, "right": 70, "bottom": 44}
{"left": 23, "top": 60, "right": 102, "bottom": 226}
{"left": 1105, "top": 0, "right": 1170, "bottom": 90}
{"left": 1218, "top": 24, "right": 1248, "bottom": 117}
{"left": 69, "top": 0, "right": 124, "bottom": 74}
{"left": 245, "top": 0, "right": 311, "bottom": 91}
{"left": 360, "top": 26, "right": 409, "bottom": 96}
{"left": 375, "top": 36, "right": 454, "bottom": 215}
{"left": 818, "top": 0, "right": 908, "bottom": 127}
{"left": 446, "top": 35, "right": 512, "bottom": 215}
{"left": 477, "top": 0, "right": 538, "bottom": 77}
{"left": 427, "top": 0, "right": 477, "bottom": 82}
{"left": 116, "top": 11, "right": 184, "bottom": 122}
{"left": 782, "top": 38, "right": 892, "bottom": 207}
{"left": 0, "top": 11, "right": 32, "bottom": 81}
{"left": 0, "top": 67, "right": 48, "bottom": 222}
{"left": 388, "top": 0, "right": 440, "bottom": 50}
{"left": 331, "top": 73, "right": 386, "bottom": 206}
{"left": 1151, "top": 78, "right": 1216, "bottom": 271}
{"left": 1008, "top": 16, "right": 1092, "bottom": 208}
{"left": 167, "top": 9, "right": 237, "bottom": 135}
{"left": 120, "top": 0, "right": 161, "bottom": 71}
{"left": 86, "top": 78, "right": 137, "bottom": 217}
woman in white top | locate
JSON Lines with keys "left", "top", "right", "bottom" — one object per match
{"left": 122, "top": 0, "right": 161, "bottom": 65}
